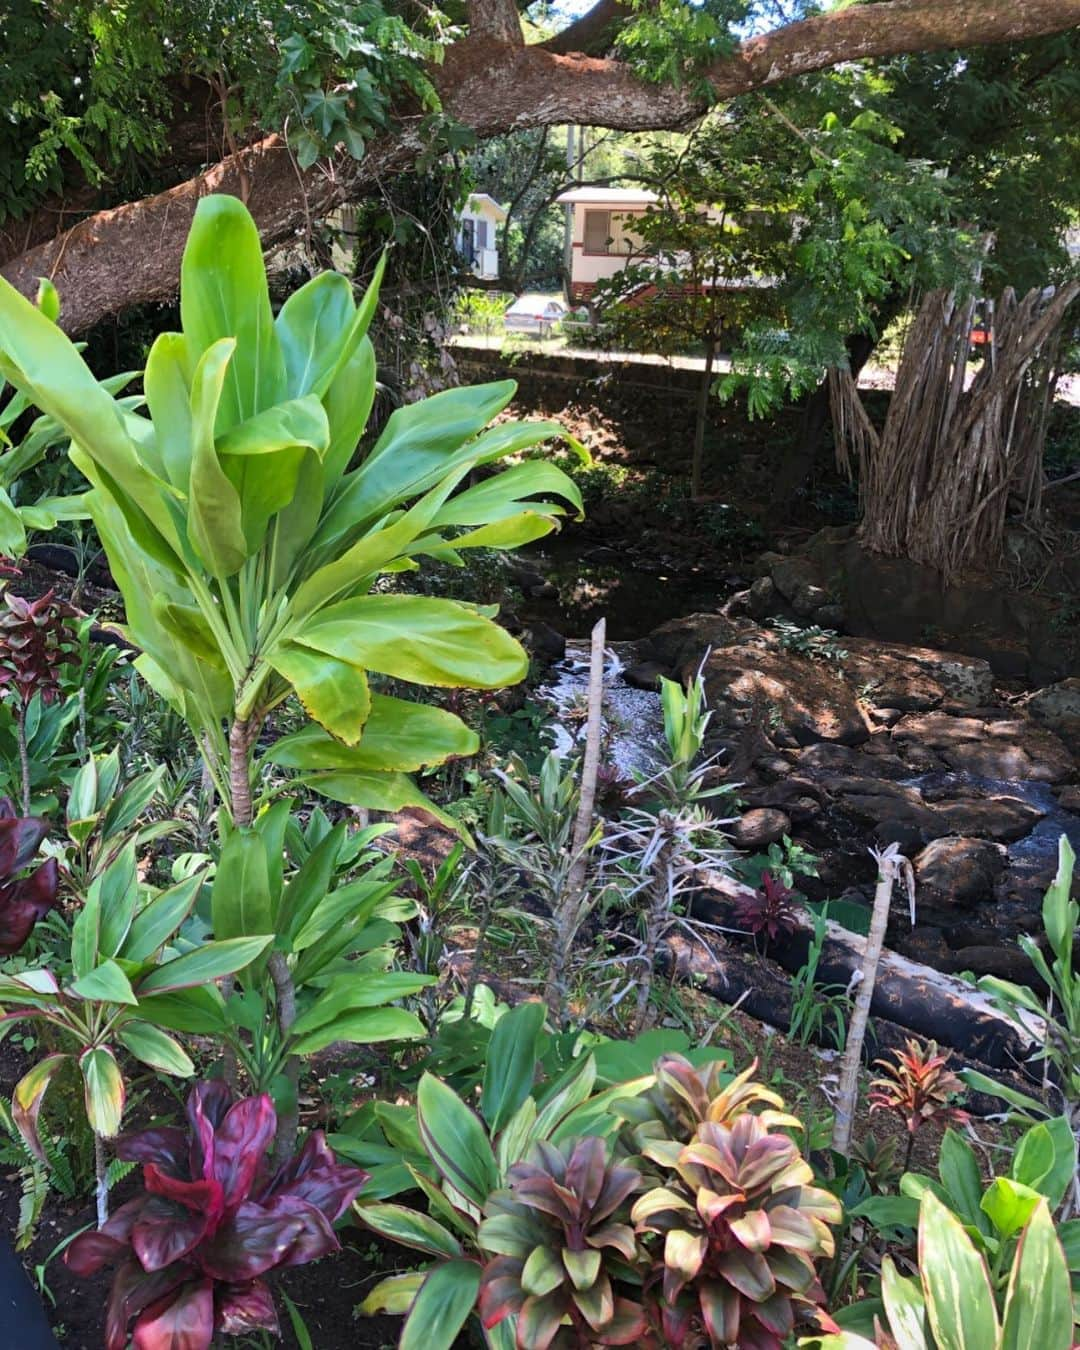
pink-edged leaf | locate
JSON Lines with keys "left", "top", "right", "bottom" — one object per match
{"left": 65, "top": 1229, "right": 129, "bottom": 1278}
{"left": 591, "top": 1162, "right": 642, "bottom": 1225}
{"left": 12, "top": 1051, "right": 68, "bottom": 1160}
{"left": 131, "top": 1277, "right": 215, "bottom": 1350}
{"left": 571, "top": 1270, "right": 614, "bottom": 1331}
{"left": 749, "top": 1290, "right": 796, "bottom": 1337}
{"left": 729, "top": 1208, "right": 772, "bottom": 1252}
{"left": 214, "top": 1278, "right": 280, "bottom": 1336}
{"left": 699, "top": 1279, "right": 740, "bottom": 1346}
{"left": 132, "top": 1196, "right": 213, "bottom": 1273}
{"left": 660, "top": 1295, "right": 695, "bottom": 1345}
{"left": 595, "top": 1297, "right": 648, "bottom": 1345}
{"left": 517, "top": 1290, "right": 570, "bottom": 1350}
{"left": 696, "top": 1187, "right": 744, "bottom": 1225}
{"left": 762, "top": 1204, "right": 819, "bottom": 1252}
{"left": 765, "top": 1246, "right": 816, "bottom": 1293}
{"left": 478, "top": 1256, "right": 526, "bottom": 1329}
{"left": 186, "top": 1081, "right": 230, "bottom": 1179}
{"left": 716, "top": 1247, "right": 776, "bottom": 1301}
{"left": 564, "top": 1137, "right": 606, "bottom": 1212}
{"left": 733, "top": 1320, "right": 786, "bottom": 1350}
{"left": 212, "top": 1094, "right": 275, "bottom": 1214}
{"left": 0, "top": 812, "right": 47, "bottom": 872}
{"left": 585, "top": 1222, "right": 637, "bottom": 1261}
{"left": 665, "top": 1228, "right": 707, "bottom": 1283}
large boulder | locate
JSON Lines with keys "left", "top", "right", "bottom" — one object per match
{"left": 914, "top": 837, "right": 1006, "bottom": 907}
{"left": 841, "top": 638, "right": 994, "bottom": 710}
{"left": 688, "top": 642, "right": 868, "bottom": 746}
{"left": 1022, "top": 678, "right": 1080, "bottom": 737}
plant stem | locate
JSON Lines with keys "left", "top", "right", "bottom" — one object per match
{"left": 94, "top": 1133, "right": 109, "bottom": 1229}
{"left": 832, "top": 847, "right": 911, "bottom": 1158}
{"left": 16, "top": 700, "right": 30, "bottom": 815}
{"left": 268, "top": 951, "right": 299, "bottom": 1166}
{"left": 228, "top": 716, "right": 255, "bottom": 828}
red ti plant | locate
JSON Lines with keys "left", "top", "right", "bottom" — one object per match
{"left": 869, "top": 1038, "right": 970, "bottom": 1168}
{"left": 65, "top": 1081, "right": 368, "bottom": 1350}
{"left": 0, "top": 588, "right": 74, "bottom": 812}
{"left": 733, "top": 871, "right": 801, "bottom": 947}
{"left": 0, "top": 795, "right": 59, "bottom": 954}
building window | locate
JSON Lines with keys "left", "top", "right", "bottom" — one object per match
{"left": 583, "top": 209, "right": 612, "bottom": 254}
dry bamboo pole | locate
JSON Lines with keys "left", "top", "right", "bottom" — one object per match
{"left": 831, "top": 843, "right": 915, "bottom": 1159}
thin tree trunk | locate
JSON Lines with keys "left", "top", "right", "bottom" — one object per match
{"left": 228, "top": 717, "right": 255, "bottom": 828}
{"left": 15, "top": 703, "right": 30, "bottom": 816}
{"left": 94, "top": 1134, "right": 109, "bottom": 1229}
{"left": 831, "top": 846, "right": 913, "bottom": 1158}
{"left": 691, "top": 337, "right": 717, "bottom": 498}
{"left": 268, "top": 951, "right": 299, "bottom": 1166}
{"left": 546, "top": 617, "right": 606, "bottom": 1022}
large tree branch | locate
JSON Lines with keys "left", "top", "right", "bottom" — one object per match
{"left": 541, "top": 0, "right": 630, "bottom": 55}
{"left": 4, "top": 0, "right": 1078, "bottom": 333}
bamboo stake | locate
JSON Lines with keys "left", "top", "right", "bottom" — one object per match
{"left": 831, "top": 843, "right": 915, "bottom": 1159}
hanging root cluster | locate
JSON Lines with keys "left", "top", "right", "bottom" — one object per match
{"left": 832, "top": 280, "right": 1080, "bottom": 583}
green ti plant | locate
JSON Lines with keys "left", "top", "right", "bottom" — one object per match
{"left": 0, "top": 192, "right": 583, "bottom": 1161}
{"left": 842, "top": 1116, "right": 1080, "bottom": 1348}
{"left": 963, "top": 835, "right": 1080, "bottom": 1206}
{"left": 601, "top": 671, "right": 734, "bottom": 1031}
{"left": 0, "top": 837, "right": 268, "bottom": 1224}
{"left": 200, "top": 798, "right": 431, "bottom": 1162}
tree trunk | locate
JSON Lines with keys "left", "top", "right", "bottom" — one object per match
{"left": 4, "top": 0, "right": 1078, "bottom": 334}
{"left": 691, "top": 336, "right": 717, "bottom": 498}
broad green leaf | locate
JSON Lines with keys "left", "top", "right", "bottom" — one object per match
{"left": 1041, "top": 835, "right": 1076, "bottom": 963}
{"left": 398, "top": 1261, "right": 480, "bottom": 1350}
{"left": 288, "top": 1006, "right": 427, "bottom": 1056}
{"left": 939, "top": 1128, "right": 991, "bottom": 1236}
{"left": 276, "top": 821, "right": 346, "bottom": 945}
{"left": 136, "top": 985, "right": 227, "bottom": 1034}
{"left": 290, "top": 594, "right": 528, "bottom": 689}
{"left": 117, "top": 1021, "right": 195, "bottom": 1076}
{"left": 266, "top": 696, "right": 478, "bottom": 774}
{"left": 290, "top": 971, "right": 436, "bottom": 1039}
{"left": 430, "top": 455, "right": 583, "bottom": 526}
{"left": 357, "top": 1271, "right": 426, "bottom": 1318}
{"left": 1000, "top": 1200, "right": 1073, "bottom": 1350}
{"left": 481, "top": 1000, "right": 545, "bottom": 1133}
{"left": 102, "top": 765, "right": 167, "bottom": 839}
{"left": 122, "top": 874, "right": 203, "bottom": 962}
{"left": 417, "top": 1072, "right": 499, "bottom": 1209}
{"left": 0, "top": 486, "right": 26, "bottom": 558}
{"left": 70, "top": 959, "right": 138, "bottom": 1006}
{"left": 80, "top": 1046, "right": 125, "bottom": 1138}
{"left": 186, "top": 337, "right": 248, "bottom": 575}
{"left": 918, "top": 1190, "right": 999, "bottom": 1350}
{"left": 321, "top": 335, "right": 377, "bottom": 490}
{"left": 1011, "top": 1118, "right": 1077, "bottom": 1210}
{"left": 295, "top": 767, "right": 467, "bottom": 837}
{"left": 981, "top": 1178, "right": 1041, "bottom": 1240}
{"left": 137, "top": 936, "right": 272, "bottom": 994}
{"left": 275, "top": 271, "right": 356, "bottom": 399}
{"left": 179, "top": 194, "right": 287, "bottom": 430}
{"left": 71, "top": 878, "right": 102, "bottom": 979}
{"left": 211, "top": 827, "right": 273, "bottom": 942}
{"left": 143, "top": 331, "right": 193, "bottom": 489}
{"left": 357, "top": 1203, "right": 463, "bottom": 1258}
{"left": 266, "top": 641, "right": 371, "bottom": 744}
{"left": 95, "top": 838, "right": 139, "bottom": 960}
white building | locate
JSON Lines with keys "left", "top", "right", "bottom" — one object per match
{"left": 555, "top": 187, "right": 658, "bottom": 300}
{"left": 457, "top": 194, "right": 507, "bottom": 280}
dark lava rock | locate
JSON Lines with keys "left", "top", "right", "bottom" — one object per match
{"left": 730, "top": 807, "right": 791, "bottom": 849}
{"left": 913, "top": 837, "right": 1006, "bottom": 907}
{"left": 526, "top": 622, "right": 566, "bottom": 663}
{"left": 869, "top": 707, "right": 903, "bottom": 727}
{"left": 747, "top": 575, "right": 779, "bottom": 620}
{"left": 622, "top": 661, "right": 669, "bottom": 691}
{"left": 814, "top": 604, "right": 846, "bottom": 631}
{"left": 947, "top": 945, "right": 1045, "bottom": 987}
{"left": 873, "top": 820, "right": 933, "bottom": 855}
{"left": 934, "top": 794, "right": 1045, "bottom": 843}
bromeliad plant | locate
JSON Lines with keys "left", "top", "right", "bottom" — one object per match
{"left": 63, "top": 1080, "right": 367, "bottom": 1350}
{"left": 0, "top": 795, "right": 59, "bottom": 955}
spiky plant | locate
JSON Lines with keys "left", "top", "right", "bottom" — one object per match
{"left": 632, "top": 1111, "right": 842, "bottom": 1349}
{"left": 477, "top": 1136, "right": 647, "bottom": 1348}
{"left": 869, "top": 1038, "right": 969, "bottom": 1166}
{"left": 732, "top": 872, "right": 802, "bottom": 947}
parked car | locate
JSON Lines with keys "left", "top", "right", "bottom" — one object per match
{"left": 504, "top": 294, "right": 567, "bottom": 338}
